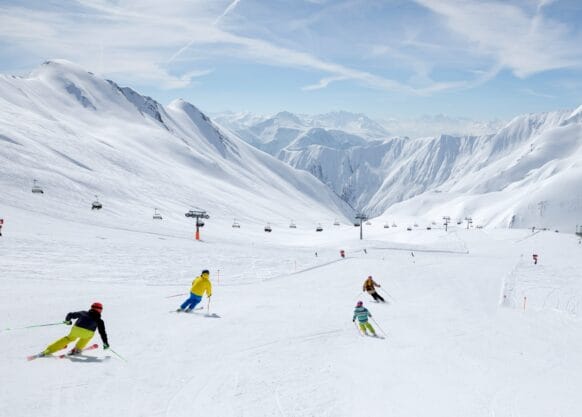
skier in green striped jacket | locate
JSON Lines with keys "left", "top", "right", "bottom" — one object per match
{"left": 353, "top": 301, "right": 376, "bottom": 336}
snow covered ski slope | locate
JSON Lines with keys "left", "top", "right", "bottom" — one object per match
{"left": 2, "top": 207, "right": 582, "bottom": 417}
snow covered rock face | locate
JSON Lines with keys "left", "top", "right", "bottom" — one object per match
{"left": 218, "top": 109, "right": 582, "bottom": 231}
{"left": 0, "top": 61, "right": 352, "bottom": 228}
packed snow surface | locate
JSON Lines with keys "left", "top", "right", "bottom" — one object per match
{"left": 1, "top": 204, "right": 582, "bottom": 417}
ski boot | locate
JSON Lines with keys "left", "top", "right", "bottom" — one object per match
{"left": 68, "top": 348, "right": 82, "bottom": 355}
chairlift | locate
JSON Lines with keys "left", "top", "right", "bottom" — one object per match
{"left": 264, "top": 223, "right": 272, "bottom": 232}
{"left": 196, "top": 220, "right": 205, "bottom": 227}
{"left": 153, "top": 208, "right": 163, "bottom": 220}
{"left": 414, "top": 223, "right": 419, "bottom": 227}
{"left": 365, "top": 221, "right": 372, "bottom": 225}
{"left": 316, "top": 223, "right": 323, "bottom": 232}
{"left": 426, "top": 226, "right": 432, "bottom": 230}
{"left": 392, "top": 222, "right": 397, "bottom": 227}
{"left": 333, "top": 219, "right": 340, "bottom": 226}
{"left": 91, "top": 195, "right": 102, "bottom": 210}
{"left": 354, "top": 222, "right": 360, "bottom": 227}
{"left": 232, "top": 218, "right": 241, "bottom": 228}
{"left": 384, "top": 223, "right": 390, "bottom": 228}
{"left": 289, "top": 220, "right": 297, "bottom": 229}
{"left": 407, "top": 227, "right": 412, "bottom": 231}
{"left": 31, "top": 179, "right": 44, "bottom": 194}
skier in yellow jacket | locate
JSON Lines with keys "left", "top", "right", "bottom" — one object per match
{"left": 177, "top": 269, "right": 212, "bottom": 312}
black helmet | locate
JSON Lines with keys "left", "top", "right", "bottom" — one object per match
{"left": 201, "top": 269, "right": 209, "bottom": 275}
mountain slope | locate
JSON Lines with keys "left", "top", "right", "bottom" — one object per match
{"left": 0, "top": 60, "right": 352, "bottom": 230}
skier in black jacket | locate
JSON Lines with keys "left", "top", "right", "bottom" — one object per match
{"left": 41, "top": 302, "right": 110, "bottom": 356}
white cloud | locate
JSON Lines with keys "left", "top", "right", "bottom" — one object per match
{"left": 414, "top": 0, "right": 582, "bottom": 77}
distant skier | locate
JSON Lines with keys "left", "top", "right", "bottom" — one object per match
{"left": 0, "top": 218, "right": 3, "bottom": 236}
{"left": 353, "top": 301, "right": 376, "bottom": 336}
{"left": 177, "top": 269, "right": 212, "bottom": 312}
{"left": 363, "top": 275, "right": 385, "bottom": 303}
{"left": 39, "top": 302, "right": 109, "bottom": 356}
{"left": 340, "top": 249, "right": 345, "bottom": 258}
{"left": 533, "top": 254, "right": 539, "bottom": 265}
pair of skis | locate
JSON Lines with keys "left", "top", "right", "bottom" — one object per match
{"left": 27, "top": 343, "right": 99, "bottom": 361}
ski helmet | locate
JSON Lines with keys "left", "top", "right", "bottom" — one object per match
{"left": 356, "top": 300, "right": 363, "bottom": 307}
{"left": 201, "top": 269, "right": 209, "bottom": 275}
{"left": 91, "top": 302, "right": 103, "bottom": 312}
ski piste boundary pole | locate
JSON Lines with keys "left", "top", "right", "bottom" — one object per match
{"left": 108, "top": 347, "right": 127, "bottom": 362}
{"left": 207, "top": 296, "right": 211, "bottom": 315}
{"left": 370, "top": 317, "right": 388, "bottom": 338}
{"left": 2, "top": 321, "right": 64, "bottom": 332}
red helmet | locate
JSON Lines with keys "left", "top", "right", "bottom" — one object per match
{"left": 356, "top": 301, "right": 363, "bottom": 307}
{"left": 91, "top": 302, "right": 103, "bottom": 312}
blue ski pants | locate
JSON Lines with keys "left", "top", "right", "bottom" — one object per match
{"left": 180, "top": 293, "right": 202, "bottom": 310}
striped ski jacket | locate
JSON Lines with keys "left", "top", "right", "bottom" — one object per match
{"left": 353, "top": 306, "right": 371, "bottom": 323}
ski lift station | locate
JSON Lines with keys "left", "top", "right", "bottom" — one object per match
{"left": 31, "top": 179, "right": 44, "bottom": 194}
{"left": 264, "top": 223, "right": 272, "bottom": 232}
{"left": 91, "top": 195, "right": 102, "bottom": 210}
{"left": 153, "top": 208, "right": 162, "bottom": 220}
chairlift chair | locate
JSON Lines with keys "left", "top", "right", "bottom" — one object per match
{"left": 31, "top": 179, "right": 44, "bottom": 194}
{"left": 365, "top": 221, "right": 371, "bottom": 225}
{"left": 153, "top": 208, "right": 163, "bottom": 220}
{"left": 392, "top": 222, "right": 397, "bottom": 227}
{"left": 91, "top": 195, "right": 102, "bottom": 210}
{"left": 232, "top": 218, "right": 241, "bottom": 228}
{"left": 333, "top": 219, "right": 340, "bottom": 226}
{"left": 316, "top": 223, "right": 323, "bottom": 232}
{"left": 289, "top": 220, "right": 297, "bottom": 229}
{"left": 384, "top": 223, "right": 390, "bottom": 228}
{"left": 264, "top": 223, "right": 272, "bottom": 232}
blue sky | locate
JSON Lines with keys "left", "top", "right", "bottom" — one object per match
{"left": 1, "top": 0, "right": 581, "bottom": 120}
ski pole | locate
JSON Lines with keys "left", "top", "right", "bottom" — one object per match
{"left": 164, "top": 293, "right": 186, "bottom": 299}
{"left": 378, "top": 288, "right": 395, "bottom": 301}
{"left": 353, "top": 321, "right": 363, "bottom": 336}
{"left": 207, "top": 296, "right": 212, "bottom": 315}
{"left": 107, "top": 347, "right": 128, "bottom": 362}
{"left": 1, "top": 321, "right": 64, "bottom": 332}
{"left": 370, "top": 317, "right": 388, "bottom": 337}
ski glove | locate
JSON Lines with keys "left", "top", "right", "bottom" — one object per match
{"left": 64, "top": 320, "right": 72, "bottom": 325}
{"left": 103, "top": 344, "right": 110, "bottom": 350}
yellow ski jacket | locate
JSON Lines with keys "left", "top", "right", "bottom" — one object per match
{"left": 190, "top": 274, "right": 212, "bottom": 297}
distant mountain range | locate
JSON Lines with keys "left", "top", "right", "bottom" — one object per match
{"left": 1, "top": 61, "right": 581, "bottom": 231}
{"left": 215, "top": 107, "right": 582, "bottom": 230}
